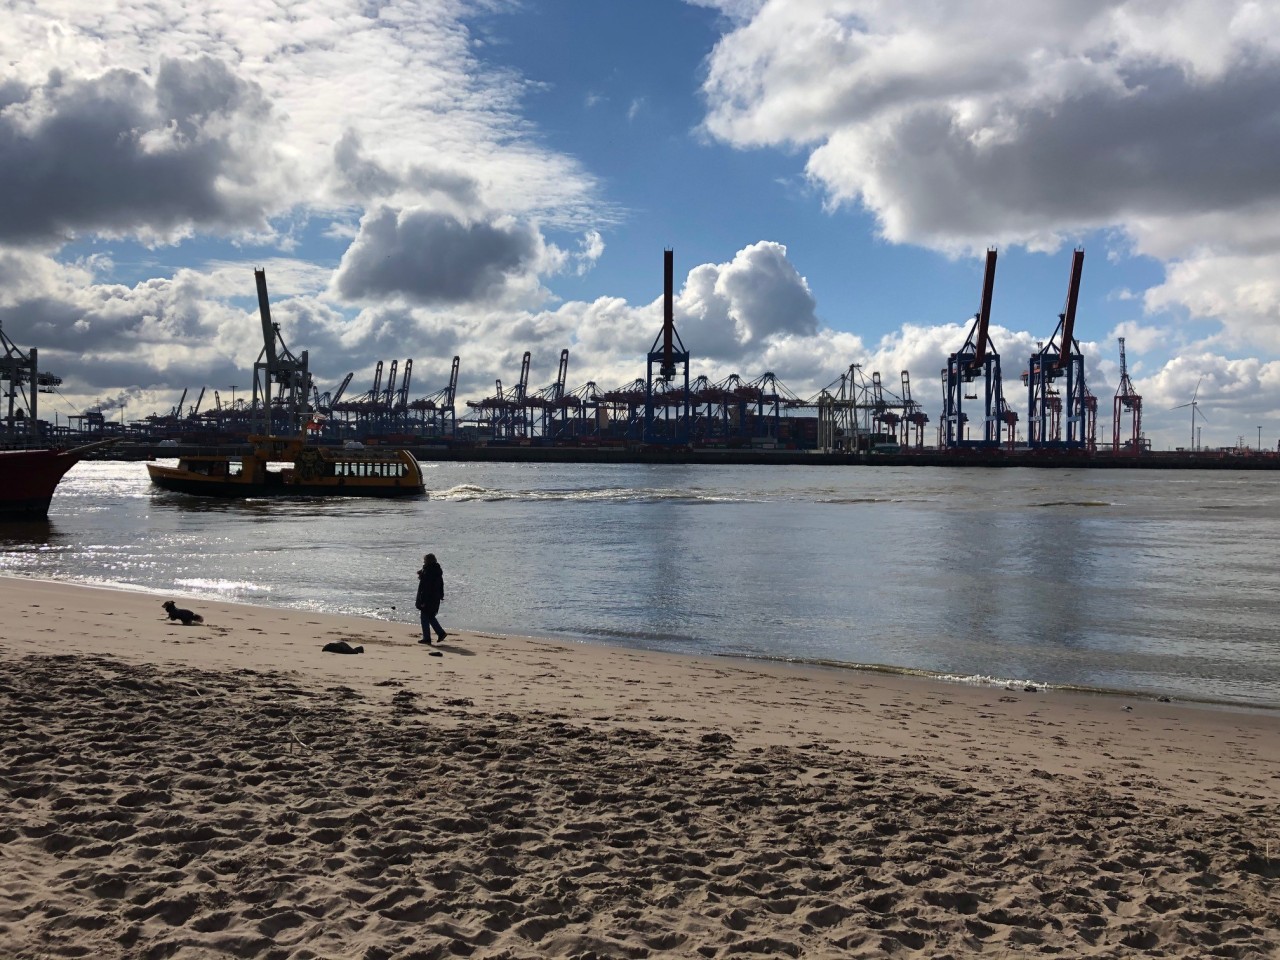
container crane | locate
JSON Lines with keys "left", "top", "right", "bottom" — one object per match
{"left": 467, "top": 353, "right": 530, "bottom": 439}
{"left": 510, "top": 351, "right": 531, "bottom": 439}
{"left": 439, "top": 356, "right": 459, "bottom": 436}
{"left": 1113, "top": 337, "right": 1143, "bottom": 453}
{"left": 0, "top": 320, "right": 56, "bottom": 443}
{"left": 599, "top": 378, "right": 648, "bottom": 440}
{"left": 529, "top": 349, "right": 571, "bottom": 438}
{"left": 942, "top": 249, "right": 1015, "bottom": 448}
{"left": 515, "top": 352, "right": 531, "bottom": 401}
{"left": 250, "top": 269, "right": 311, "bottom": 436}
{"left": 313, "top": 373, "right": 353, "bottom": 415}
{"left": 382, "top": 360, "right": 399, "bottom": 411}
{"left": 396, "top": 359, "right": 413, "bottom": 413}
{"left": 409, "top": 357, "right": 460, "bottom": 437}
{"left": 552, "top": 348, "right": 568, "bottom": 402}
{"left": 813, "top": 364, "right": 888, "bottom": 452}
{"left": 1026, "top": 249, "right": 1091, "bottom": 448}
{"left": 870, "top": 371, "right": 901, "bottom": 441}
{"left": 644, "top": 249, "right": 691, "bottom": 444}
{"left": 901, "top": 371, "right": 929, "bottom": 447}
{"left": 370, "top": 361, "right": 384, "bottom": 409}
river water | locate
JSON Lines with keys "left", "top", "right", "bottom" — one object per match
{"left": 3, "top": 460, "right": 1278, "bottom": 708}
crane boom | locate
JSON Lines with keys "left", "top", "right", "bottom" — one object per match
{"left": 250, "top": 268, "right": 310, "bottom": 434}
{"left": 517, "top": 351, "right": 531, "bottom": 401}
{"left": 254, "top": 269, "right": 278, "bottom": 367}
{"left": 330, "top": 372, "right": 353, "bottom": 407}
{"left": 1057, "top": 248, "right": 1084, "bottom": 367}
{"left": 398, "top": 359, "right": 413, "bottom": 409}
{"left": 971, "top": 248, "right": 998, "bottom": 367}
{"left": 662, "top": 249, "right": 675, "bottom": 378}
{"left": 384, "top": 360, "right": 399, "bottom": 407}
{"left": 555, "top": 348, "right": 569, "bottom": 401}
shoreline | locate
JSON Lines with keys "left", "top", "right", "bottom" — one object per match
{"left": 94, "top": 441, "right": 1280, "bottom": 469}
{"left": 4, "top": 576, "right": 1279, "bottom": 958}
{"left": 727, "top": 650, "right": 1280, "bottom": 717}
{"left": 6, "top": 572, "right": 1278, "bottom": 714}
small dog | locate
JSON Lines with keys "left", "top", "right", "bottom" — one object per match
{"left": 161, "top": 600, "right": 204, "bottom": 626}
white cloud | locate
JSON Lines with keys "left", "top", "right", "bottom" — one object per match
{"left": 698, "top": 0, "right": 1280, "bottom": 348}
{"left": 574, "top": 230, "right": 606, "bottom": 276}
{"left": 677, "top": 241, "right": 819, "bottom": 359}
{"left": 1145, "top": 252, "right": 1280, "bottom": 351}
{"left": 0, "top": 0, "right": 603, "bottom": 240}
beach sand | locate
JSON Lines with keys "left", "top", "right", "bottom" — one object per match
{"left": 2, "top": 576, "right": 1278, "bottom": 959}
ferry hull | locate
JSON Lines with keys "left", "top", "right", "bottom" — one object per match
{"left": 146, "top": 435, "right": 425, "bottom": 500}
{"left": 0, "top": 449, "right": 84, "bottom": 519}
{"left": 147, "top": 472, "right": 424, "bottom": 499}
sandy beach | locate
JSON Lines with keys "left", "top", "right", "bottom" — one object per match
{"left": 2, "top": 576, "right": 1277, "bottom": 958}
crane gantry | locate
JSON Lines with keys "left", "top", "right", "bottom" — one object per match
{"left": 1113, "top": 337, "right": 1143, "bottom": 453}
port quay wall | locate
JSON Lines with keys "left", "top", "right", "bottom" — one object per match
{"left": 100, "top": 443, "right": 1280, "bottom": 469}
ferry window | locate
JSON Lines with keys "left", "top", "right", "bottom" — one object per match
{"left": 229, "top": 462, "right": 243, "bottom": 477}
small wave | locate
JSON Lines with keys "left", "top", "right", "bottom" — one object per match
{"left": 174, "top": 578, "right": 267, "bottom": 593}
{"left": 431, "top": 484, "right": 754, "bottom": 504}
{"left": 435, "top": 484, "right": 491, "bottom": 501}
{"left": 1030, "top": 500, "right": 1113, "bottom": 508}
{"left": 718, "top": 654, "right": 1278, "bottom": 712}
{"left": 819, "top": 496, "right": 925, "bottom": 505}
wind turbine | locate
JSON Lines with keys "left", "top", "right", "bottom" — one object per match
{"left": 1173, "top": 377, "right": 1208, "bottom": 450}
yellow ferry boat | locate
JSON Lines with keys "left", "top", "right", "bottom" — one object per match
{"left": 146, "top": 434, "right": 425, "bottom": 499}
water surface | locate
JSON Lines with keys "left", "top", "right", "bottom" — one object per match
{"left": 3, "top": 460, "right": 1278, "bottom": 707}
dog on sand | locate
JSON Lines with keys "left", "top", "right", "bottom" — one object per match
{"left": 161, "top": 600, "right": 204, "bottom": 626}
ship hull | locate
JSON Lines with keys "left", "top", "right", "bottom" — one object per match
{"left": 147, "top": 472, "right": 424, "bottom": 499}
{"left": 0, "top": 449, "right": 84, "bottom": 519}
{"left": 146, "top": 440, "right": 426, "bottom": 500}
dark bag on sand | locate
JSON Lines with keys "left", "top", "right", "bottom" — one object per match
{"left": 322, "top": 641, "right": 364, "bottom": 655}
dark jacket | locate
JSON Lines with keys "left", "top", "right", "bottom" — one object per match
{"left": 416, "top": 561, "right": 444, "bottom": 608}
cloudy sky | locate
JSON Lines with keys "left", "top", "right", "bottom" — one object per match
{"left": 3, "top": 0, "right": 1279, "bottom": 450}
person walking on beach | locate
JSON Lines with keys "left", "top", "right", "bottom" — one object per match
{"left": 415, "top": 553, "right": 447, "bottom": 645}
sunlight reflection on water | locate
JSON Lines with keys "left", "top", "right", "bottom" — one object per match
{"left": 3, "top": 459, "right": 1279, "bottom": 707}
